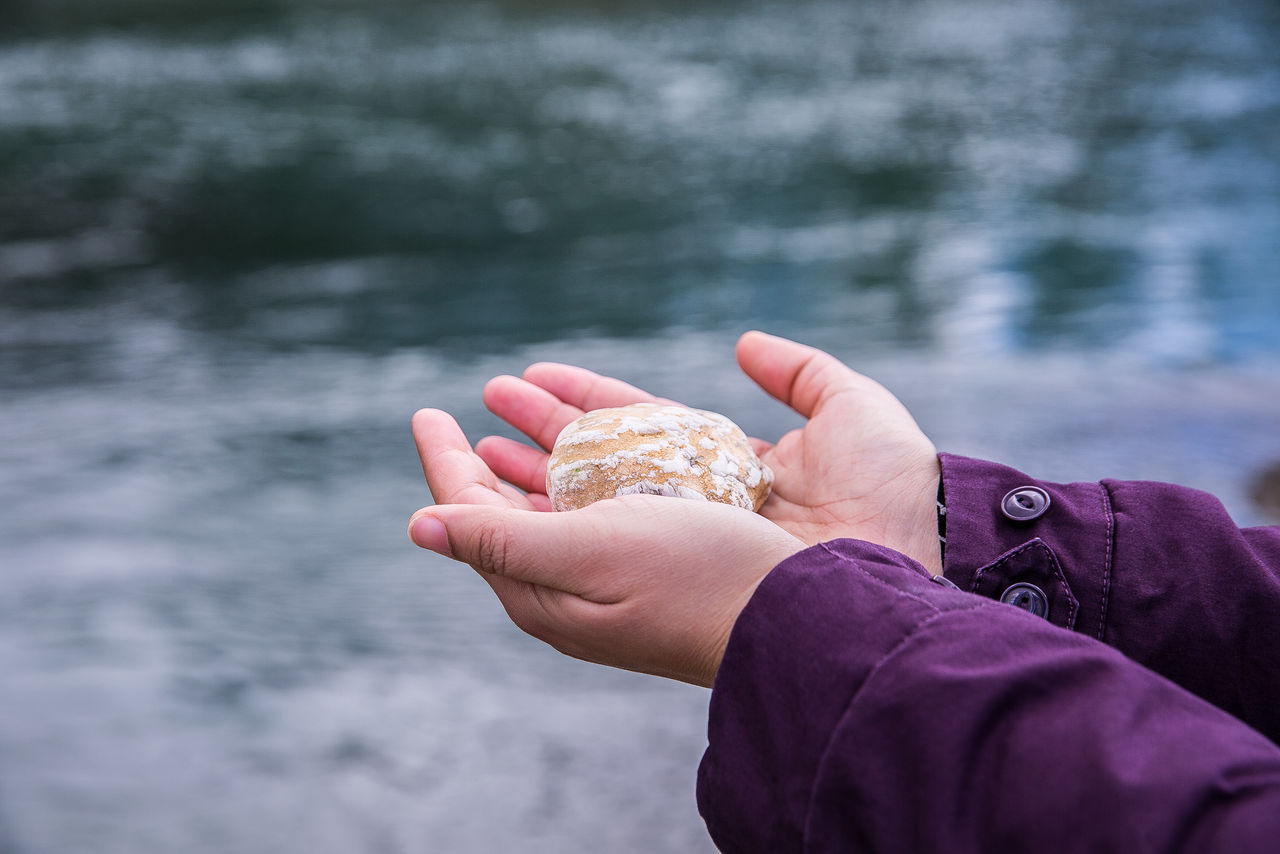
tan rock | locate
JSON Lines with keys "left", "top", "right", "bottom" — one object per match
{"left": 546, "top": 403, "right": 773, "bottom": 512}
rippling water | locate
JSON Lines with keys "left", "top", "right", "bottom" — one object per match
{"left": 2, "top": 1, "right": 1279, "bottom": 851}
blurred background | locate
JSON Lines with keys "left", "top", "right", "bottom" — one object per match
{"left": 1, "top": 0, "right": 1278, "bottom": 850}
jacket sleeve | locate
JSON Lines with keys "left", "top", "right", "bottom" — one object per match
{"left": 938, "top": 453, "right": 1280, "bottom": 742}
{"left": 697, "top": 540, "right": 1280, "bottom": 853}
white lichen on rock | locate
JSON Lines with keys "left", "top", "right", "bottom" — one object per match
{"left": 546, "top": 403, "right": 773, "bottom": 512}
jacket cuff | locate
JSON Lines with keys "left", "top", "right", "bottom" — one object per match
{"left": 696, "top": 538, "right": 967, "bottom": 852}
{"left": 938, "top": 453, "right": 1114, "bottom": 639}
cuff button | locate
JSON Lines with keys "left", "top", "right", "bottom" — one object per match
{"left": 1001, "top": 486, "right": 1051, "bottom": 521}
{"left": 1000, "top": 582, "right": 1050, "bottom": 618}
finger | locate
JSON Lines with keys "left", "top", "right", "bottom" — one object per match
{"left": 483, "top": 374, "right": 588, "bottom": 450}
{"left": 735, "top": 330, "right": 859, "bottom": 419}
{"left": 747, "top": 436, "right": 774, "bottom": 457}
{"left": 411, "top": 408, "right": 519, "bottom": 509}
{"left": 497, "top": 480, "right": 545, "bottom": 508}
{"left": 475, "top": 435, "right": 549, "bottom": 497}
{"left": 522, "top": 362, "right": 676, "bottom": 413}
{"left": 525, "top": 491, "right": 553, "bottom": 512}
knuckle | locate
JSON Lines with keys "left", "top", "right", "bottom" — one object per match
{"left": 472, "top": 518, "right": 510, "bottom": 576}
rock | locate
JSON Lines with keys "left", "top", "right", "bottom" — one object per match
{"left": 545, "top": 403, "right": 773, "bottom": 512}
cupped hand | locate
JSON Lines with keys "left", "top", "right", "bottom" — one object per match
{"left": 472, "top": 331, "right": 942, "bottom": 574}
{"left": 409, "top": 409, "right": 804, "bottom": 687}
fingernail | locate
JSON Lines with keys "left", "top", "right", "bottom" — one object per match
{"left": 409, "top": 513, "right": 451, "bottom": 556}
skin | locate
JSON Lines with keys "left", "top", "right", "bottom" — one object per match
{"left": 408, "top": 330, "right": 941, "bottom": 688}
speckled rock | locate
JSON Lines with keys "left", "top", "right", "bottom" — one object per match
{"left": 546, "top": 403, "right": 773, "bottom": 512}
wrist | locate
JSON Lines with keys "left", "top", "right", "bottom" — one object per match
{"left": 898, "top": 507, "right": 944, "bottom": 575}
{"left": 883, "top": 457, "right": 944, "bottom": 575}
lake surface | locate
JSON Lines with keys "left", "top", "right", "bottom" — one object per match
{"left": 2, "top": 1, "right": 1278, "bottom": 851}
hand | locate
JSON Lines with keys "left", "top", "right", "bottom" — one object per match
{"left": 473, "top": 331, "right": 942, "bottom": 574}
{"left": 408, "top": 409, "right": 804, "bottom": 687}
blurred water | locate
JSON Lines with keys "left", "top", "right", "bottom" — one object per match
{"left": 1, "top": 0, "right": 1279, "bottom": 852}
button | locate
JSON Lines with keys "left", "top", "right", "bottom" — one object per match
{"left": 1000, "top": 582, "right": 1049, "bottom": 618}
{"left": 1001, "top": 486, "right": 1051, "bottom": 521}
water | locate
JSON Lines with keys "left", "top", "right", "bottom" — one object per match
{"left": 2, "top": 1, "right": 1279, "bottom": 851}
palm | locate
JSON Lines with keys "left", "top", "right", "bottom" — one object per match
{"left": 754, "top": 394, "right": 934, "bottom": 548}
{"left": 758, "top": 417, "right": 866, "bottom": 543}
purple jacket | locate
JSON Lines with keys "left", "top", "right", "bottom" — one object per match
{"left": 698, "top": 454, "right": 1280, "bottom": 852}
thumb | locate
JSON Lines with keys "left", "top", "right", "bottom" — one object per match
{"left": 735, "top": 330, "right": 862, "bottom": 418}
{"left": 408, "top": 501, "right": 628, "bottom": 599}
{"left": 409, "top": 496, "right": 795, "bottom": 601}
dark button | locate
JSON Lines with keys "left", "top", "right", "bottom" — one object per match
{"left": 1000, "top": 582, "right": 1050, "bottom": 618}
{"left": 1001, "top": 486, "right": 1051, "bottom": 522}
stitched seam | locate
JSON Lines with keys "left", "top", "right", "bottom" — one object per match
{"left": 800, "top": 602, "right": 996, "bottom": 850}
{"left": 968, "top": 539, "right": 1046, "bottom": 592}
{"left": 1097, "top": 481, "right": 1116, "bottom": 642}
{"left": 818, "top": 541, "right": 941, "bottom": 613}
